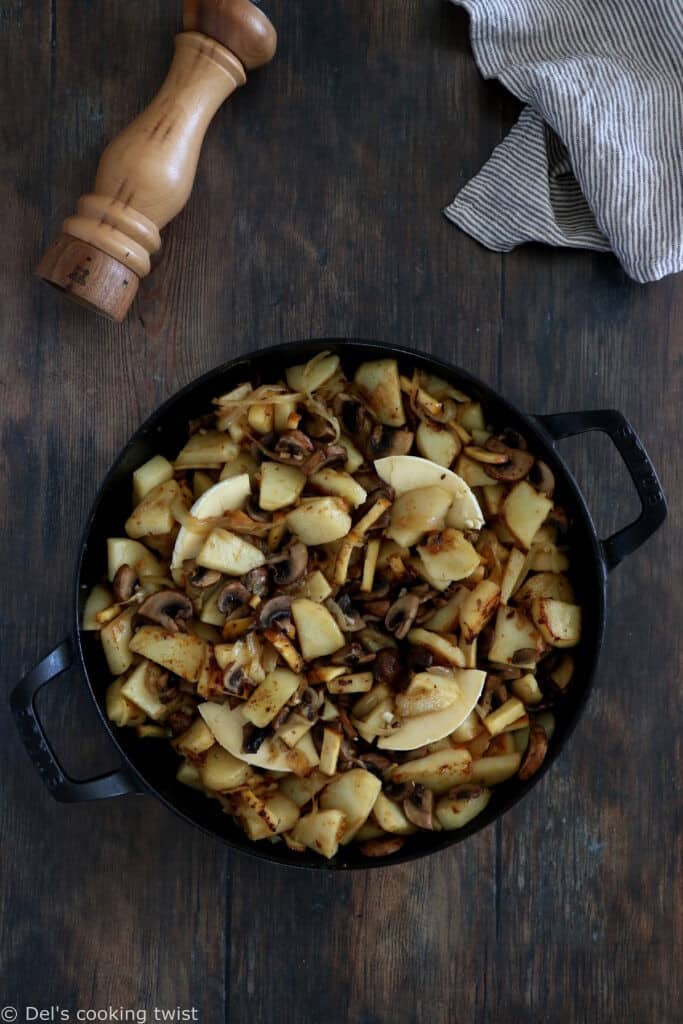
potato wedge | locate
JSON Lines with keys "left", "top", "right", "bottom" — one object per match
{"left": 199, "top": 746, "right": 253, "bottom": 793}
{"left": 259, "top": 462, "right": 306, "bottom": 511}
{"left": 390, "top": 748, "right": 473, "bottom": 793}
{"left": 415, "top": 421, "right": 460, "bottom": 467}
{"left": 531, "top": 598, "right": 581, "bottom": 648}
{"left": 82, "top": 584, "right": 115, "bottom": 631}
{"left": 386, "top": 486, "right": 453, "bottom": 548}
{"left": 502, "top": 481, "right": 553, "bottom": 550}
{"left": 460, "top": 580, "right": 501, "bottom": 642}
{"left": 515, "top": 572, "right": 575, "bottom": 606}
{"left": 174, "top": 431, "right": 238, "bottom": 469}
{"left": 129, "top": 625, "right": 206, "bottom": 682}
{"left": 435, "top": 787, "right": 491, "bottom": 830}
{"left": 286, "top": 497, "right": 352, "bottom": 546}
{"left": 417, "top": 528, "right": 480, "bottom": 585}
{"left": 107, "top": 538, "right": 162, "bottom": 582}
{"left": 125, "top": 479, "right": 180, "bottom": 539}
{"left": 133, "top": 455, "right": 174, "bottom": 504}
{"left": 286, "top": 352, "right": 340, "bottom": 393}
{"left": 105, "top": 677, "right": 146, "bottom": 727}
{"left": 469, "top": 752, "right": 521, "bottom": 785}
{"left": 290, "top": 809, "right": 347, "bottom": 859}
{"left": 100, "top": 606, "right": 137, "bottom": 675}
{"left": 488, "top": 606, "right": 544, "bottom": 669}
{"left": 372, "top": 793, "right": 417, "bottom": 835}
{"left": 291, "top": 598, "right": 345, "bottom": 660}
{"left": 500, "top": 547, "right": 528, "bottom": 604}
{"left": 354, "top": 359, "right": 405, "bottom": 427}
{"left": 319, "top": 769, "right": 382, "bottom": 844}
{"left": 197, "top": 528, "right": 265, "bottom": 576}
{"left": 242, "top": 668, "right": 302, "bottom": 728}
{"left": 309, "top": 468, "right": 367, "bottom": 508}
{"left": 395, "top": 672, "right": 461, "bottom": 717}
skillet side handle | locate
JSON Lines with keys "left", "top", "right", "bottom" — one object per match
{"left": 10, "top": 639, "right": 142, "bottom": 802}
{"left": 537, "top": 410, "right": 667, "bottom": 571}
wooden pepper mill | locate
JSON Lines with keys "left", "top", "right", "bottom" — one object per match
{"left": 36, "top": 0, "right": 277, "bottom": 321}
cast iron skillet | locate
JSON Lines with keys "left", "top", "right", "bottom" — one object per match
{"left": 11, "top": 339, "right": 667, "bottom": 869}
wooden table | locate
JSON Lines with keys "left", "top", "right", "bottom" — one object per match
{"left": 2, "top": 2, "right": 681, "bottom": 1021}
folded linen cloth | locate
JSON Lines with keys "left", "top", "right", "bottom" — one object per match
{"left": 445, "top": 0, "right": 683, "bottom": 282}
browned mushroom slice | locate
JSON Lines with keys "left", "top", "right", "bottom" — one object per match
{"left": 325, "top": 594, "right": 366, "bottom": 633}
{"left": 333, "top": 394, "right": 369, "bottom": 436}
{"left": 330, "top": 642, "right": 376, "bottom": 667}
{"left": 372, "top": 647, "right": 407, "bottom": 688}
{"left": 274, "top": 430, "right": 316, "bottom": 464}
{"left": 269, "top": 542, "right": 308, "bottom": 585}
{"left": 243, "top": 565, "right": 270, "bottom": 597}
{"left": 137, "top": 590, "right": 193, "bottom": 632}
{"left": 358, "top": 752, "right": 393, "bottom": 775}
{"left": 498, "top": 428, "right": 528, "bottom": 451}
{"left": 223, "top": 664, "right": 255, "bottom": 699}
{"left": 528, "top": 459, "right": 555, "bottom": 497}
{"left": 257, "top": 595, "right": 293, "bottom": 629}
{"left": 299, "top": 685, "right": 325, "bottom": 721}
{"left": 518, "top": 722, "right": 549, "bottom": 781}
{"left": 187, "top": 565, "right": 222, "bottom": 589}
{"left": 384, "top": 593, "right": 420, "bottom": 640}
{"left": 304, "top": 413, "right": 338, "bottom": 441}
{"left": 301, "top": 443, "right": 348, "bottom": 476}
{"left": 112, "top": 563, "right": 138, "bottom": 602}
{"left": 359, "top": 836, "right": 406, "bottom": 857}
{"left": 482, "top": 439, "right": 535, "bottom": 482}
{"left": 403, "top": 784, "right": 434, "bottom": 830}
{"left": 368, "top": 425, "right": 415, "bottom": 459}
{"left": 217, "top": 581, "right": 252, "bottom": 617}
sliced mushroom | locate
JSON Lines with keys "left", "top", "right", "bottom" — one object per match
{"left": 359, "top": 836, "right": 406, "bottom": 857}
{"left": 363, "top": 599, "right": 391, "bottom": 619}
{"left": 330, "top": 642, "right": 376, "bottom": 667}
{"left": 482, "top": 439, "right": 535, "bottom": 482}
{"left": 223, "top": 663, "right": 255, "bottom": 699}
{"left": 112, "top": 563, "right": 138, "bottom": 602}
{"left": 245, "top": 495, "right": 271, "bottom": 523}
{"left": 188, "top": 565, "right": 222, "bottom": 589}
{"left": 407, "top": 645, "right": 433, "bottom": 672}
{"left": 528, "top": 459, "right": 555, "bottom": 497}
{"left": 358, "top": 752, "right": 393, "bottom": 775}
{"left": 518, "top": 722, "right": 549, "bottom": 781}
{"left": 299, "top": 685, "right": 324, "bottom": 720}
{"left": 368, "top": 425, "right": 415, "bottom": 459}
{"left": 243, "top": 565, "right": 270, "bottom": 597}
{"left": 257, "top": 595, "right": 293, "bottom": 629}
{"left": 403, "top": 784, "right": 434, "bottom": 830}
{"left": 302, "top": 443, "right": 348, "bottom": 475}
{"left": 304, "top": 413, "right": 337, "bottom": 441}
{"left": 242, "top": 722, "right": 268, "bottom": 754}
{"left": 337, "top": 705, "right": 358, "bottom": 740}
{"left": 333, "top": 395, "right": 368, "bottom": 436}
{"left": 498, "top": 428, "right": 528, "bottom": 451}
{"left": 355, "top": 581, "right": 391, "bottom": 602}
{"left": 325, "top": 595, "right": 366, "bottom": 633}
{"left": 384, "top": 593, "right": 420, "bottom": 640}
{"left": 269, "top": 542, "right": 308, "bottom": 585}
{"left": 448, "top": 784, "right": 485, "bottom": 802}
{"left": 274, "top": 430, "right": 315, "bottom": 464}
{"left": 385, "top": 780, "right": 415, "bottom": 802}
{"left": 137, "top": 590, "right": 193, "bottom": 632}
{"left": 372, "top": 647, "right": 407, "bottom": 688}
{"left": 217, "top": 581, "right": 252, "bottom": 617}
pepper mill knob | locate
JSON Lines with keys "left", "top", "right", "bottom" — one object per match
{"left": 36, "top": 0, "right": 277, "bottom": 321}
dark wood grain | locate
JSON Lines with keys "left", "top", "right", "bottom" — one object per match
{"left": 1, "top": 2, "right": 681, "bottom": 1022}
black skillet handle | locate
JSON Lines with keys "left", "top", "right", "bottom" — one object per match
{"left": 537, "top": 410, "right": 667, "bottom": 571}
{"left": 10, "top": 638, "right": 142, "bottom": 802}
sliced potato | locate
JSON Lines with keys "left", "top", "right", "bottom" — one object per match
{"left": 417, "top": 528, "right": 480, "bottom": 585}
{"left": 197, "top": 528, "right": 265, "bottom": 576}
{"left": 82, "top": 584, "right": 114, "bottom": 631}
{"left": 319, "top": 728, "right": 342, "bottom": 775}
{"left": 511, "top": 673, "right": 543, "bottom": 705}
{"left": 107, "top": 538, "right": 162, "bottom": 582}
{"left": 286, "top": 497, "right": 352, "bottom": 546}
{"left": 326, "top": 671, "right": 374, "bottom": 695}
{"left": 481, "top": 483, "right": 505, "bottom": 517}
{"left": 105, "top": 676, "right": 146, "bottom": 727}
{"left": 259, "top": 462, "right": 306, "bottom": 511}
{"left": 100, "top": 606, "right": 137, "bottom": 675}
{"left": 372, "top": 793, "right": 417, "bottom": 835}
{"left": 531, "top": 598, "right": 581, "bottom": 648}
{"left": 458, "top": 401, "right": 486, "bottom": 432}
{"left": 527, "top": 544, "right": 570, "bottom": 573}
{"left": 280, "top": 770, "right": 330, "bottom": 807}
{"left": 120, "top": 660, "right": 168, "bottom": 720}
{"left": 129, "top": 625, "right": 206, "bottom": 682}
{"left": 125, "top": 479, "right": 180, "bottom": 539}
{"left": 219, "top": 452, "right": 259, "bottom": 481}
{"left": 460, "top": 580, "right": 501, "bottom": 642}
{"left": 500, "top": 547, "right": 528, "bottom": 604}
{"left": 375, "top": 455, "right": 484, "bottom": 531}
{"left": 176, "top": 760, "right": 203, "bottom": 790}
{"left": 170, "top": 475, "right": 252, "bottom": 581}
{"left": 435, "top": 787, "right": 491, "bottom": 830}
{"left": 395, "top": 672, "right": 461, "bottom": 717}
{"left": 354, "top": 359, "right": 405, "bottom": 427}
{"left": 386, "top": 486, "right": 452, "bottom": 548}
{"left": 291, "top": 598, "right": 345, "bottom": 660}
{"left": 290, "top": 809, "right": 347, "bottom": 859}
{"left": 416, "top": 421, "right": 460, "bottom": 467}
{"left": 455, "top": 453, "right": 494, "bottom": 488}
{"left": 488, "top": 606, "right": 544, "bottom": 669}
{"left": 273, "top": 395, "right": 300, "bottom": 433}
{"left": 514, "top": 571, "right": 575, "bottom": 606}
{"left": 407, "top": 628, "right": 465, "bottom": 666}
{"left": 173, "top": 717, "right": 215, "bottom": 759}
{"left": 286, "top": 352, "right": 340, "bottom": 393}
{"left": 247, "top": 402, "right": 274, "bottom": 435}
{"left": 469, "top": 752, "right": 521, "bottom": 785}
{"left": 296, "top": 569, "right": 332, "bottom": 603}
{"left": 199, "top": 746, "right": 253, "bottom": 793}
{"left": 319, "top": 769, "right": 382, "bottom": 843}
{"left": 425, "top": 589, "right": 467, "bottom": 632}
{"left": 337, "top": 434, "right": 365, "bottom": 473}
{"left": 309, "top": 468, "right": 367, "bottom": 508}
{"left": 390, "top": 748, "right": 473, "bottom": 793}
{"left": 243, "top": 668, "right": 302, "bottom": 728}
{"left": 276, "top": 712, "right": 313, "bottom": 749}
{"left": 483, "top": 696, "right": 525, "bottom": 736}
{"left": 174, "top": 431, "right": 238, "bottom": 469}
{"left": 502, "top": 481, "right": 553, "bottom": 550}
{"left": 378, "top": 669, "right": 485, "bottom": 751}
{"left": 133, "top": 454, "right": 174, "bottom": 504}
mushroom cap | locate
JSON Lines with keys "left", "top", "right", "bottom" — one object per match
{"left": 137, "top": 589, "right": 193, "bottom": 632}
{"left": 257, "top": 594, "right": 293, "bottom": 628}
{"left": 384, "top": 593, "right": 420, "bottom": 640}
{"left": 217, "top": 581, "right": 252, "bottom": 615}
{"left": 269, "top": 542, "right": 308, "bottom": 586}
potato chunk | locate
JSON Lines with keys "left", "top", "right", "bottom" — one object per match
{"left": 386, "top": 486, "right": 453, "bottom": 547}
{"left": 286, "top": 497, "right": 352, "bottom": 546}
{"left": 129, "top": 625, "right": 206, "bottom": 682}
{"left": 488, "top": 606, "right": 544, "bottom": 669}
{"left": 291, "top": 809, "right": 347, "bottom": 859}
{"left": 291, "top": 598, "right": 345, "bottom": 660}
{"left": 435, "top": 787, "right": 491, "bottom": 830}
{"left": 415, "top": 421, "right": 460, "bottom": 467}
{"left": 174, "top": 431, "right": 238, "bottom": 469}
{"left": 125, "top": 479, "right": 180, "bottom": 539}
{"left": 197, "top": 528, "right": 265, "bottom": 575}
{"left": 259, "top": 462, "right": 306, "bottom": 511}
{"left": 319, "top": 769, "right": 382, "bottom": 843}
{"left": 416, "top": 528, "right": 480, "bottom": 585}
{"left": 531, "top": 598, "right": 581, "bottom": 648}
{"left": 100, "top": 606, "right": 137, "bottom": 675}
{"left": 107, "top": 538, "right": 162, "bottom": 581}
{"left": 395, "top": 672, "right": 461, "bottom": 717}
{"left": 502, "top": 481, "right": 553, "bottom": 550}
{"left": 460, "top": 580, "right": 501, "bottom": 642}
{"left": 242, "top": 668, "right": 302, "bottom": 728}
{"left": 390, "top": 748, "right": 473, "bottom": 793}
{"left": 354, "top": 359, "right": 405, "bottom": 427}
{"left": 286, "top": 353, "right": 340, "bottom": 393}
{"left": 309, "top": 468, "right": 367, "bottom": 508}
{"left": 133, "top": 455, "right": 174, "bottom": 504}
{"left": 199, "top": 747, "right": 253, "bottom": 793}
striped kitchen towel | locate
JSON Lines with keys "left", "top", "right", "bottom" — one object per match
{"left": 445, "top": 0, "right": 683, "bottom": 282}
